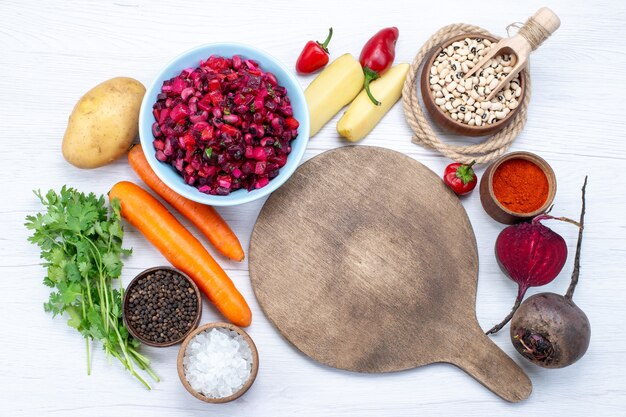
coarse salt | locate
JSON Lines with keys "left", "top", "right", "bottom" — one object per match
{"left": 182, "top": 327, "right": 253, "bottom": 398}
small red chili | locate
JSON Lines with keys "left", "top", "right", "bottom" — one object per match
{"left": 359, "top": 27, "right": 399, "bottom": 105}
{"left": 443, "top": 161, "right": 477, "bottom": 196}
{"left": 296, "top": 28, "right": 333, "bottom": 74}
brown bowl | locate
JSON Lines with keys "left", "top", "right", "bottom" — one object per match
{"left": 123, "top": 266, "right": 202, "bottom": 347}
{"left": 480, "top": 152, "right": 556, "bottom": 224}
{"left": 177, "top": 322, "right": 259, "bottom": 403}
{"left": 420, "top": 34, "right": 527, "bottom": 136}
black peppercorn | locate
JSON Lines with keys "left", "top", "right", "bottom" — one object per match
{"left": 126, "top": 269, "right": 198, "bottom": 344}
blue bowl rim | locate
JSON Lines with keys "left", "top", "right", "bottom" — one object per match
{"left": 138, "top": 42, "right": 310, "bottom": 206}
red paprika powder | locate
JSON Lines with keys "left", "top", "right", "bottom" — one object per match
{"left": 492, "top": 159, "right": 549, "bottom": 213}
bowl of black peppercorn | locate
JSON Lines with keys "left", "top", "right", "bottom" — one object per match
{"left": 123, "top": 266, "right": 202, "bottom": 347}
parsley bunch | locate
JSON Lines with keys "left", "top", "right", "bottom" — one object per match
{"left": 25, "top": 187, "right": 158, "bottom": 388}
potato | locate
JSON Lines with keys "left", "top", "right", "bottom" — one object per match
{"left": 337, "top": 64, "right": 409, "bottom": 142}
{"left": 305, "top": 54, "right": 364, "bottom": 137}
{"left": 62, "top": 77, "right": 145, "bottom": 168}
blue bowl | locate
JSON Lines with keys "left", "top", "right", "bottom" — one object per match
{"left": 139, "top": 43, "right": 310, "bottom": 206}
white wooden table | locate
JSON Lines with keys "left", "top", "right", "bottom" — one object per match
{"left": 2, "top": 0, "right": 625, "bottom": 415}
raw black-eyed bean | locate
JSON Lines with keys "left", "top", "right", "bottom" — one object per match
{"left": 428, "top": 36, "right": 521, "bottom": 126}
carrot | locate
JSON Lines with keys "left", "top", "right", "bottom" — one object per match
{"left": 109, "top": 181, "right": 252, "bottom": 327}
{"left": 128, "top": 145, "right": 244, "bottom": 261}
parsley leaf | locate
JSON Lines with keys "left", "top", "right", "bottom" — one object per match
{"left": 26, "top": 187, "right": 157, "bottom": 388}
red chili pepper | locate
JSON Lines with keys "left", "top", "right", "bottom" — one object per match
{"left": 296, "top": 28, "right": 333, "bottom": 74}
{"left": 359, "top": 27, "right": 399, "bottom": 105}
{"left": 443, "top": 161, "right": 477, "bottom": 196}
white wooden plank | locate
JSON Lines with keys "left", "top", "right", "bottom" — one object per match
{"left": 1, "top": 0, "right": 625, "bottom": 415}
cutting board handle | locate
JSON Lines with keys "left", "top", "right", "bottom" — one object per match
{"left": 448, "top": 331, "right": 532, "bottom": 402}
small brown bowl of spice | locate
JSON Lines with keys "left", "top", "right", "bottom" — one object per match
{"left": 177, "top": 322, "right": 259, "bottom": 403}
{"left": 123, "top": 266, "right": 202, "bottom": 347}
{"left": 480, "top": 151, "right": 556, "bottom": 224}
{"left": 421, "top": 34, "right": 526, "bottom": 136}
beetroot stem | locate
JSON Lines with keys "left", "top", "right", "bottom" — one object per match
{"left": 486, "top": 286, "right": 527, "bottom": 335}
{"left": 532, "top": 214, "right": 581, "bottom": 228}
{"left": 565, "top": 176, "right": 588, "bottom": 300}
{"left": 551, "top": 216, "right": 581, "bottom": 227}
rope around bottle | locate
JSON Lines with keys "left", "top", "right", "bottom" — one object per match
{"left": 402, "top": 24, "right": 531, "bottom": 164}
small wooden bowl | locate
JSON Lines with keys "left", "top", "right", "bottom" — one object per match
{"left": 479, "top": 152, "right": 557, "bottom": 224}
{"left": 177, "top": 322, "right": 259, "bottom": 403}
{"left": 122, "top": 266, "right": 202, "bottom": 347}
{"left": 420, "top": 34, "right": 527, "bottom": 136}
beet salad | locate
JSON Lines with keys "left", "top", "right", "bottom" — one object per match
{"left": 151, "top": 55, "right": 299, "bottom": 195}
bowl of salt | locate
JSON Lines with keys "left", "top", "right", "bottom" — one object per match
{"left": 177, "top": 322, "right": 259, "bottom": 403}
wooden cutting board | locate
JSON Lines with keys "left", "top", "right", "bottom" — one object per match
{"left": 249, "top": 146, "right": 531, "bottom": 402}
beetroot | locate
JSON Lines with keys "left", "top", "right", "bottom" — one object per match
{"left": 511, "top": 293, "right": 590, "bottom": 368}
{"left": 486, "top": 212, "right": 580, "bottom": 335}
{"left": 151, "top": 55, "right": 299, "bottom": 195}
{"left": 511, "top": 177, "right": 590, "bottom": 368}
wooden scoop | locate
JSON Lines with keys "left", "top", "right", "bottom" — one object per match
{"left": 250, "top": 146, "right": 532, "bottom": 402}
{"left": 464, "top": 7, "right": 561, "bottom": 100}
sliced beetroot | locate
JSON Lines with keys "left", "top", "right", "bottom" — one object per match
{"left": 151, "top": 54, "right": 299, "bottom": 195}
{"left": 486, "top": 213, "right": 581, "bottom": 335}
